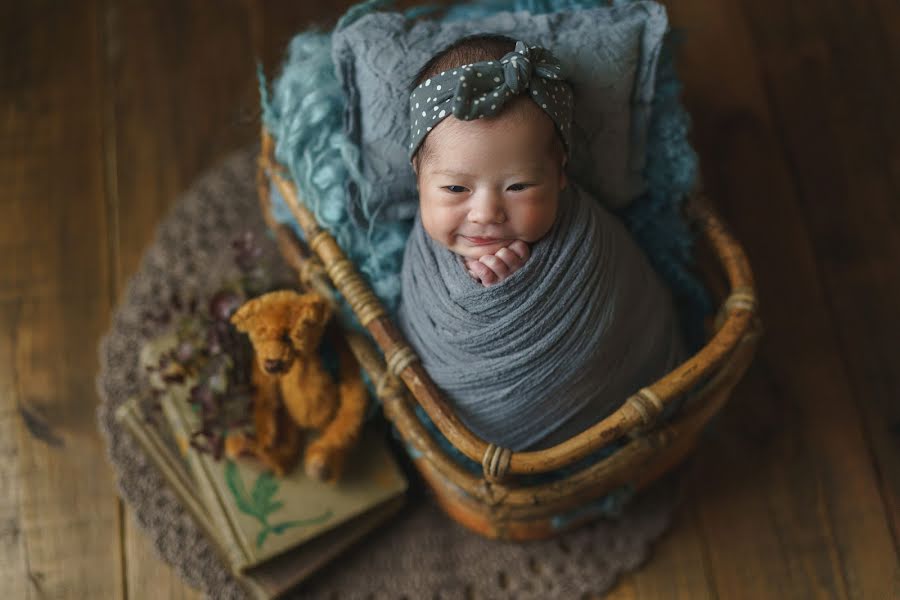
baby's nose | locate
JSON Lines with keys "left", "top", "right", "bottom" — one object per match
{"left": 468, "top": 194, "right": 507, "bottom": 224}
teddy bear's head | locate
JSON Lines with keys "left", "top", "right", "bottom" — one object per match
{"left": 229, "top": 290, "right": 332, "bottom": 375}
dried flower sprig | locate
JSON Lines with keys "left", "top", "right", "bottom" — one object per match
{"left": 141, "top": 229, "right": 295, "bottom": 460}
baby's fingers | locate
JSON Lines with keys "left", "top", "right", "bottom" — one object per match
{"left": 507, "top": 240, "right": 531, "bottom": 261}
{"left": 468, "top": 259, "right": 498, "bottom": 285}
{"left": 495, "top": 247, "right": 525, "bottom": 271}
{"left": 478, "top": 255, "right": 508, "bottom": 283}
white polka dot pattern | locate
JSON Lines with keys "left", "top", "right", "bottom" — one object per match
{"left": 408, "top": 40, "right": 573, "bottom": 159}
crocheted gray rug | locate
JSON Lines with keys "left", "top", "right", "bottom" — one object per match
{"left": 95, "top": 147, "right": 685, "bottom": 599}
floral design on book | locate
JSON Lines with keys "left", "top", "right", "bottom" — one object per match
{"left": 224, "top": 459, "right": 333, "bottom": 548}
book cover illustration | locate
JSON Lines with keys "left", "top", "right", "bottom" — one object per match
{"left": 223, "top": 460, "right": 333, "bottom": 549}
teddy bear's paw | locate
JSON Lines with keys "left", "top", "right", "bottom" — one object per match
{"left": 304, "top": 444, "right": 346, "bottom": 484}
{"left": 304, "top": 453, "right": 332, "bottom": 482}
{"left": 224, "top": 433, "right": 254, "bottom": 459}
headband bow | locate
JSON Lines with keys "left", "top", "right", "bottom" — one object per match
{"left": 408, "top": 41, "right": 573, "bottom": 161}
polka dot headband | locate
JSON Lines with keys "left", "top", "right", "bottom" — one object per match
{"left": 407, "top": 40, "right": 574, "bottom": 161}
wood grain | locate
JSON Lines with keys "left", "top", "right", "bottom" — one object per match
{"left": 737, "top": 0, "right": 900, "bottom": 556}
{"left": 104, "top": 0, "right": 259, "bottom": 289}
{"left": 628, "top": 474, "right": 717, "bottom": 599}
{"left": 669, "top": 0, "right": 900, "bottom": 596}
{"left": 0, "top": 1, "right": 123, "bottom": 598}
{"left": 122, "top": 517, "right": 202, "bottom": 600}
{"left": 0, "top": 314, "right": 29, "bottom": 600}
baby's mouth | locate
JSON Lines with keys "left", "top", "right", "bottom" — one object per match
{"left": 461, "top": 235, "right": 506, "bottom": 246}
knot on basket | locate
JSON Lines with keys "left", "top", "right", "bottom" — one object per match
{"left": 481, "top": 443, "right": 512, "bottom": 482}
{"left": 625, "top": 387, "right": 665, "bottom": 430}
{"left": 725, "top": 286, "right": 757, "bottom": 314}
{"left": 714, "top": 286, "right": 758, "bottom": 331}
{"left": 376, "top": 343, "right": 419, "bottom": 402}
{"left": 322, "top": 256, "right": 386, "bottom": 327}
{"left": 386, "top": 343, "right": 418, "bottom": 377}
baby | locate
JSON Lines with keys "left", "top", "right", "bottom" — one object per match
{"left": 408, "top": 34, "right": 569, "bottom": 286}
{"left": 398, "top": 34, "right": 686, "bottom": 451}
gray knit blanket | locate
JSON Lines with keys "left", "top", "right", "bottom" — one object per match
{"left": 399, "top": 182, "right": 687, "bottom": 451}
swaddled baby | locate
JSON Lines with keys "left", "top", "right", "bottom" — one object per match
{"left": 398, "top": 34, "right": 687, "bottom": 452}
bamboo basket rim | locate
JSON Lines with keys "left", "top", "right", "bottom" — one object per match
{"left": 256, "top": 129, "right": 759, "bottom": 490}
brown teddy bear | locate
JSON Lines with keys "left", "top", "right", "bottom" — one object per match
{"left": 226, "top": 289, "right": 368, "bottom": 483}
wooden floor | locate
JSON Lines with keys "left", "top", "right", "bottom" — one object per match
{"left": 2, "top": 1, "right": 898, "bottom": 598}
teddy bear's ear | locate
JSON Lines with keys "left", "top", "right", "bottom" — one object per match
{"left": 288, "top": 292, "right": 332, "bottom": 329}
{"left": 230, "top": 298, "right": 261, "bottom": 331}
{"left": 304, "top": 292, "right": 333, "bottom": 323}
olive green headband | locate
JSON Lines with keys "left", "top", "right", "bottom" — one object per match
{"left": 407, "top": 41, "right": 574, "bottom": 161}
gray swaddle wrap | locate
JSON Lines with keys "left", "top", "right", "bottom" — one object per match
{"left": 398, "top": 182, "right": 687, "bottom": 451}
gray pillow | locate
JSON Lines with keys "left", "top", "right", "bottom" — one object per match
{"left": 332, "top": 2, "right": 668, "bottom": 223}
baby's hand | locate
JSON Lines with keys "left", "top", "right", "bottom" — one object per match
{"left": 464, "top": 240, "right": 531, "bottom": 286}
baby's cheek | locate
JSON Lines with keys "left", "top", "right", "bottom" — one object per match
{"left": 513, "top": 201, "right": 557, "bottom": 242}
{"left": 420, "top": 203, "right": 457, "bottom": 247}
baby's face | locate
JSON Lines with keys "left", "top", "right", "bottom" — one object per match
{"left": 413, "top": 100, "right": 567, "bottom": 259}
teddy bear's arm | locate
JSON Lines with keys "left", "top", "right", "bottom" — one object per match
{"left": 303, "top": 332, "right": 369, "bottom": 483}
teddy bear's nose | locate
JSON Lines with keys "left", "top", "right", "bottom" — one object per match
{"left": 264, "top": 358, "right": 286, "bottom": 373}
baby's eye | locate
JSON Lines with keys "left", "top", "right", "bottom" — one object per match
{"left": 443, "top": 185, "right": 468, "bottom": 193}
{"left": 507, "top": 183, "right": 532, "bottom": 192}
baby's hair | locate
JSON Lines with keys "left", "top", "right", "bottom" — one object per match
{"left": 411, "top": 33, "right": 517, "bottom": 87}
{"left": 409, "top": 33, "right": 564, "bottom": 171}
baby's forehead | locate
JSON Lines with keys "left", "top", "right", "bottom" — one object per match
{"left": 423, "top": 111, "right": 561, "bottom": 162}
{"left": 443, "top": 111, "right": 544, "bottom": 136}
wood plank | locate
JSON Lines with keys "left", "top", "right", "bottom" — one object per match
{"left": 123, "top": 513, "right": 202, "bottom": 600}
{"left": 0, "top": 319, "right": 29, "bottom": 600}
{"left": 737, "top": 0, "right": 900, "bottom": 556}
{"left": 632, "top": 474, "right": 717, "bottom": 599}
{"left": 600, "top": 465, "right": 716, "bottom": 599}
{"left": 245, "top": 0, "right": 355, "bottom": 76}
{"left": 666, "top": 0, "right": 900, "bottom": 597}
{"left": 105, "top": 0, "right": 260, "bottom": 289}
{"left": 0, "top": 1, "right": 124, "bottom": 597}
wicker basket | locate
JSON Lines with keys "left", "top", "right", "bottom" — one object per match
{"left": 256, "top": 129, "right": 762, "bottom": 541}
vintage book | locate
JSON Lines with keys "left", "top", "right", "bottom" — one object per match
{"left": 119, "top": 333, "right": 409, "bottom": 598}
{"left": 117, "top": 396, "right": 407, "bottom": 599}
